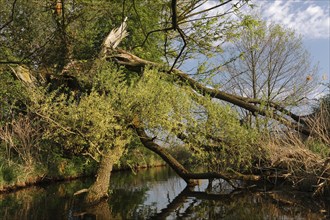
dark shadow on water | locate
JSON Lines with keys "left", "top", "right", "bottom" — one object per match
{"left": 0, "top": 167, "right": 329, "bottom": 219}
{"left": 150, "top": 186, "right": 330, "bottom": 220}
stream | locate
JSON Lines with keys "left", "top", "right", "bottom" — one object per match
{"left": 0, "top": 166, "right": 329, "bottom": 219}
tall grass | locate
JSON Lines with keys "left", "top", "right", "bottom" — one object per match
{"left": 263, "top": 104, "right": 330, "bottom": 196}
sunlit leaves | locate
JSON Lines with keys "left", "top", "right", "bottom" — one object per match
{"left": 183, "top": 95, "right": 261, "bottom": 172}
{"left": 130, "top": 67, "right": 195, "bottom": 136}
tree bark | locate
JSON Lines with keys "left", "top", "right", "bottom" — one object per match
{"left": 84, "top": 146, "right": 124, "bottom": 205}
{"left": 134, "top": 126, "right": 198, "bottom": 186}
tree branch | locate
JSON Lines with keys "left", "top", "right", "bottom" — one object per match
{"left": 111, "top": 49, "right": 311, "bottom": 135}
{"left": 132, "top": 118, "right": 260, "bottom": 188}
{"left": 184, "top": 0, "right": 233, "bottom": 19}
{"left": 171, "top": 0, "right": 178, "bottom": 30}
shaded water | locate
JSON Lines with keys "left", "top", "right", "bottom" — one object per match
{"left": 0, "top": 167, "right": 329, "bottom": 219}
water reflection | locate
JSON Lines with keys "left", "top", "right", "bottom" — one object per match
{"left": 0, "top": 167, "right": 329, "bottom": 219}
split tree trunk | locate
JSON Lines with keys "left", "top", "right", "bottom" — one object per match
{"left": 82, "top": 19, "right": 128, "bottom": 205}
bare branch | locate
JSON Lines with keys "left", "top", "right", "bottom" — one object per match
{"left": 169, "top": 27, "right": 186, "bottom": 72}
{"left": 184, "top": 0, "right": 233, "bottom": 19}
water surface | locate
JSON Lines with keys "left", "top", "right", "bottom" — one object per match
{"left": 0, "top": 167, "right": 329, "bottom": 219}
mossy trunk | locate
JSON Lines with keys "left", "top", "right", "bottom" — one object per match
{"left": 84, "top": 147, "right": 123, "bottom": 205}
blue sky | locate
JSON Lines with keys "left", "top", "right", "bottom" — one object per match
{"left": 256, "top": 0, "right": 330, "bottom": 92}
{"left": 182, "top": 0, "right": 329, "bottom": 99}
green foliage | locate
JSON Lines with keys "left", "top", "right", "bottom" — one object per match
{"left": 0, "top": 0, "right": 164, "bottom": 70}
{"left": 0, "top": 155, "right": 43, "bottom": 186}
{"left": 32, "top": 93, "right": 128, "bottom": 161}
{"left": 29, "top": 63, "right": 189, "bottom": 161}
{"left": 27, "top": 58, "right": 265, "bottom": 175}
{"left": 130, "top": 68, "right": 196, "bottom": 133}
{"left": 47, "top": 154, "right": 94, "bottom": 177}
{"left": 0, "top": 162, "right": 18, "bottom": 184}
{"left": 0, "top": 1, "right": 54, "bottom": 64}
{"left": 118, "top": 145, "right": 165, "bottom": 170}
{"left": 307, "top": 140, "right": 330, "bottom": 159}
{"left": 240, "top": 15, "right": 261, "bottom": 30}
{"left": 0, "top": 69, "right": 28, "bottom": 121}
{"left": 182, "top": 96, "right": 262, "bottom": 172}
{"left": 0, "top": 0, "right": 273, "bottom": 187}
{"left": 168, "top": 145, "right": 194, "bottom": 167}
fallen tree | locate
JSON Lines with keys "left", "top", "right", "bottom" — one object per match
{"left": 36, "top": 9, "right": 328, "bottom": 204}
{"left": 3, "top": 0, "right": 328, "bottom": 206}
{"left": 110, "top": 48, "right": 312, "bottom": 136}
{"left": 98, "top": 13, "right": 328, "bottom": 197}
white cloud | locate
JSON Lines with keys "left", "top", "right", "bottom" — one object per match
{"left": 188, "top": 1, "right": 329, "bottom": 39}
{"left": 255, "top": 0, "right": 330, "bottom": 39}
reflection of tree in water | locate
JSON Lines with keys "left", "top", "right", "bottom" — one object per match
{"left": 1, "top": 167, "right": 329, "bottom": 219}
{"left": 111, "top": 166, "right": 174, "bottom": 189}
{"left": 107, "top": 167, "right": 180, "bottom": 219}
{"left": 73, "top": 167, "right": 179, "bottom": 219}
{"left": 0, "top": 179, "right": 94, "bottom": 220}
{"left": 109, "top": 188, "right": 150, "bottom": 218}
{"left": 0, "top": 185, "right": 81, "bottom": 220}
{"left": 151, "top": 186, "right": 329, "bottom": 220}
{"left": 0, "top": 187, "right": 46, "bottom": 220}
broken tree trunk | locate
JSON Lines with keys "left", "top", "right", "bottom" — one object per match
{"left": 80, "top": 18, "right": 128, "bottom": 205}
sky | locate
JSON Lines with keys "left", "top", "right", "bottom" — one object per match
{"left": 253, "top": 0, "right": 330, "bottom": 96}
{"left": 183, "top": 0, "right": 329, "bottom": 99}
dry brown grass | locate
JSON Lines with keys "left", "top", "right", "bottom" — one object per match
{"left": 0, "top": 115, "right": 42, "bottom": 167}
{"left": 305, "top": 102, "right": 330, "bottom": 146}
{"left": 263, "top": 114, "right": 330, "bottom": 196}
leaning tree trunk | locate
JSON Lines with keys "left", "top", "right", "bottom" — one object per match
{"left": 84, "top": 146, "right": 124, "bottom": 204}
{"left": 82, "top": 18, "right": 128, "bottom": 205}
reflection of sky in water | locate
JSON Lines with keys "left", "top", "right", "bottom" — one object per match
{"left": 136, "top": 175, "right": 235, "bottom": 216}
{"left": 138, "top": 175, "right": 186, "bottom": 213}
{"left": 0, "top": 167, "right": 329, "bottom": 219}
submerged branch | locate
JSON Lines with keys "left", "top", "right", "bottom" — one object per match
{"left": 74, "top": 188, "right": 89, "bottom": 196}
{"left": 132, "top": 118, "right": 260, "bottom": 187}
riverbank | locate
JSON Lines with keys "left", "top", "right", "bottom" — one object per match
{"left": 0, "top": 163, "right": 167, "bottom": 193}
{"left": 0, "top": 151, "right": 166, "bottom": 194}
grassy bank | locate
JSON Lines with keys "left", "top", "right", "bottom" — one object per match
{"left": 0, "top": 145, "right": 168, "bottom": 193}
{"left": 0, "top": 155, "right": 96, "bottom": 192}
